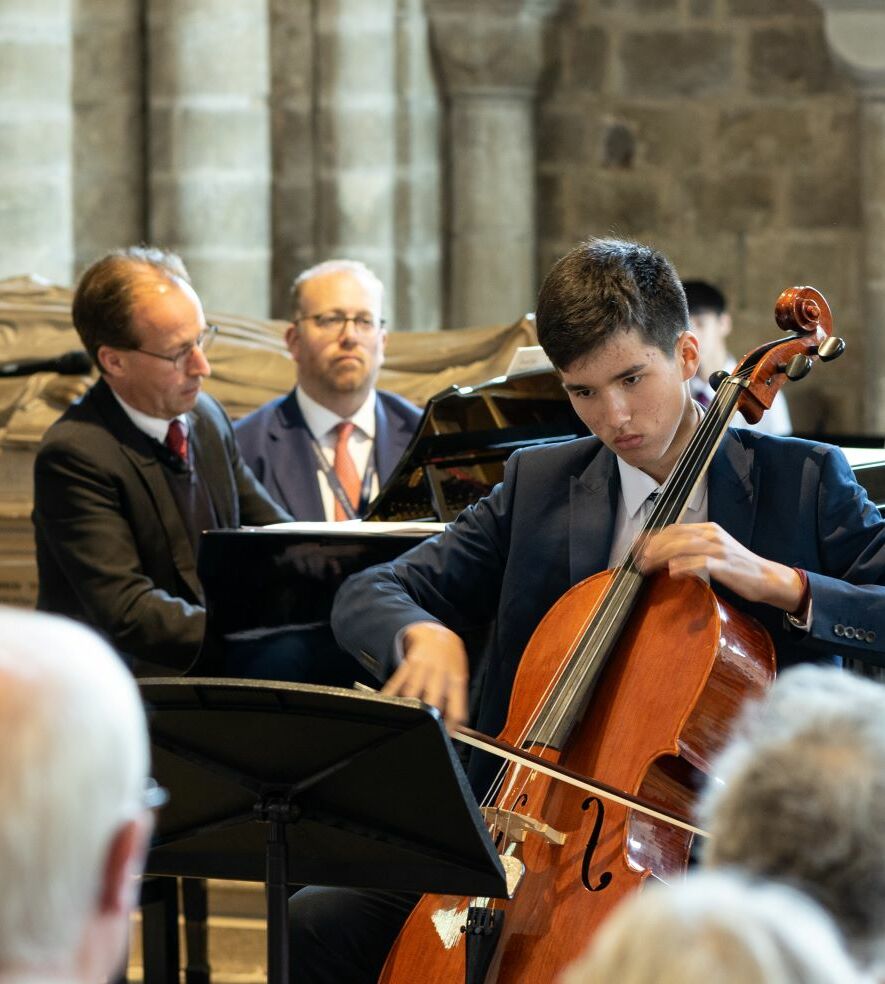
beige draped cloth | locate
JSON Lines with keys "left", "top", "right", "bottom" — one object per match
{"left": 0, "top": 274, "right": 539, "bottom": 446}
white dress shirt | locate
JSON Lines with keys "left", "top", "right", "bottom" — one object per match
{"left": 608, "top": 455, "right": 708, "bottom": 569}
{"left": 295, "top": 388, "right": 378, "bottom": 521}
{"left": 111, "top": 389, "right": 188, "bottom": 442}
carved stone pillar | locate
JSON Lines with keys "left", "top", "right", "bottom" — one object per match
{"left": 426, "top": 0, "right": 559, "bottom": 328}
{"left": 313, "top": 0, "right": 399, "bottom": 318}
{"left": 0, "top": 0, "right": 72, "bottom": 284}
{"left": 147, "top": 0, "right": 272, "bottom": 316}
{"left": 73, "top": 0, "right": 143, "bottom": 273}
{"left": 814, "top": 0, "right": 885, "bottom": 431}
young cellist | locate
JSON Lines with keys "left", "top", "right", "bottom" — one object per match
{"left": 289, "top": 238, "right": 885, "bottom": 983}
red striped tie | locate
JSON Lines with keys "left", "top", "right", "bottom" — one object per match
{"left": 333, "top": 421, "right": 360, "bottom": 521}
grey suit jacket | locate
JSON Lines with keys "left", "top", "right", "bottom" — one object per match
{"left": 33, "top": 377, "right": 289, "bottom": 673}
{"left": 234, "top": 388, "right": 422, "bottom": 519}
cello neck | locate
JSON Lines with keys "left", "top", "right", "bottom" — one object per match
{"left": 524, "top": 380, "right": 744, "bottom": 752}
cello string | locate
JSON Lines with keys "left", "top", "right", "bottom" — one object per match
{"left": 480, "top": 370, "right": 753, "bottom": 846}
{"left": 479, "top": 346, "right": 805, "bottom": 881}
{"left": 481, "top": 330, "right": 815, "bottom": 917}
{"left": 521, "top": 377, "right": 743, "bottom": 763}
{"left": 481, "top": 377, "right": 741, "bottom": 818}
{"left": 481, "top": 381, "right": 739, "bottom": 831}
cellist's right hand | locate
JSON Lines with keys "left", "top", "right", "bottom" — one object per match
{"left": 382, "top": 620, "right": 469, "bottom": 730}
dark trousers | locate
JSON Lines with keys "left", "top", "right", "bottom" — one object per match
{"left": 288, "top": 887, "right": 417, "bottom": 984}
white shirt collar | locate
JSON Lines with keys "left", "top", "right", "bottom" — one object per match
{"left": 296, "top": 387, "right": 377, "bottom": 442}
{"left": 110, "top": 388, "right": 188, "bottom": 444}
{"left": 616, "top": 454, "right": 706, "bottom": 518}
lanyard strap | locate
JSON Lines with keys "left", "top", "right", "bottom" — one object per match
{"left": 308, "top": 433, "right": 375, "bottom": 520}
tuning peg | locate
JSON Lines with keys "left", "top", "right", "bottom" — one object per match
{"left": 818, "top": 336, "right": 846, "bottom": 362}
{"left": 708, "top": 370, "right": 729, "bottom": 392}
{"left": 785, "top": 354, "right": 813, "bottom": 381}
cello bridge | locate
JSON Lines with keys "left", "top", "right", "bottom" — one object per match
{"left": 481, "top": 807, "right": 567, "bottom": 847}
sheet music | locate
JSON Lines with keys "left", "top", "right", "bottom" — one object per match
{"left": 505, "top": 345, "right": 554, "bottom": 376}
{"left": 246, "top": 520, "right": 447, "bottom": 537}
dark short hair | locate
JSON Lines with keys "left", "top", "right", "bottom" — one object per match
{"left": 71, "top": 246, "right": 191, "bottom": 366}
{"left": 683, "top": 280, "right": 727, "bottom": 317}
{"left": 535, "top": 239, "right": 689, "bottom": 370}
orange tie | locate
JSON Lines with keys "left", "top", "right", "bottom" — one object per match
{"left": 333, "top": 421, "right": 360, "bottom": 521}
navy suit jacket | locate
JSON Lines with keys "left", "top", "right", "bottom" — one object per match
{"left": 333, "top": 430, "right": 885, "bottom": 752}
{"left": 33, "top": 378, "right": 289, "bottom": 673}
{"left": 234, "top": 388, "right": 422, "bottom": 519}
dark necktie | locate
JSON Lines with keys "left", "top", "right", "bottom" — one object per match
{"left": 165, "top": 419, "right": 188, "bottom": 463}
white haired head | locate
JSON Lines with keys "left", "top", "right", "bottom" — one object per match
{"left": 700, "top": 665, "right": 885, "bottom": 972}
{"left": 0, "top": 608, "right": 149, "bottom": 977}
{"left": 560, "top": 871, "right": 863, "bottom": 984}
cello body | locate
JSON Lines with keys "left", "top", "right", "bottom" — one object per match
{"left": 380, "top": 570, "right": 775, "bottom": 983}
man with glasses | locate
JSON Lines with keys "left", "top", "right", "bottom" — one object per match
{"left": 33, "top": 246, "right": 289, "bottom": 675}
{"left": 235, "top": 259, "right": 421, "bottom": 519}
{"left": 0, "top": 606, "right": 156, "bottom": 984}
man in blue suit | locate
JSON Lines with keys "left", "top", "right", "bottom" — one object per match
{"left": 235, "top": 260, "right": 421, "bottom": 519}
{"left": 334, "top": 240, "right": 885, "bottom": 750}
{"left": 286, "top": 239, "right": 885, "bottom": 984}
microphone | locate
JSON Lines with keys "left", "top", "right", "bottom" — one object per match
{"left": 0, "top": 351, "right": 93, "bottom": 378}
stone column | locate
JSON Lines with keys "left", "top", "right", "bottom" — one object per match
{"left": 268, "top": 0, "right": 316, "bottom": 318}
{"left": 313, "top": 0, "right": 399, "bottom": 320}
{"left": 426, "top": 0, "right": 559, "bottom": 328}
{"left": 393, "top": 0, "right": 442, "bottom": 332}
{"left": 814, "top": 0, "right": 885, "bottom": 431}
{"left": 0, "top": 0, "right": 72, "bottom": 284}
{"left": 72, "top": 0, "right": 143, "bottom": 274}
{"left": 147, "top": 0, "right": 271, "bottom": 316}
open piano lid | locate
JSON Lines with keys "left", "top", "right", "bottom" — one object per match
{"left": 365, "top": 368, "right": 587, "bottom": 523}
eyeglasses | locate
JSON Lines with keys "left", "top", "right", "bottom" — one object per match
{"left": 129, "top": 325, "right": 218, "bottom": 371}
{"left": 298, "top": 313, "right": 385, "bottom": 336}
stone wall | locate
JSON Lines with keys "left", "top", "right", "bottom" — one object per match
{"left": 538, "top": 0, "right": 863, "bottom": 432}
{"left": 0, "top": 0, "right": 874, "bottom": 429}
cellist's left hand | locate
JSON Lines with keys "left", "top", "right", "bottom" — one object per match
{"left": 637, "top": 522, "right": 804, "bottom": 611}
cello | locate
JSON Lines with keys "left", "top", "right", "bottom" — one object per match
{"left": 379, "top": 286, "right": 844, "bottom": 983}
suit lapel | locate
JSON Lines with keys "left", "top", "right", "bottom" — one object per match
{"left": 188, "top": 407, "right": 235, "bottom": 528}
{"left": 91, "top": 383, "right": 202, "bottom": 600}
{"left": 569, "top": 444, "right": 620, "bottom": 585}
{"left": 374, "top": 397, "right": 409, "bottom": 482}
{"left": 271, "top": 392, "right": 325, "bottom": 520}
{"left": 708, "top": 428, "right": 758, "bottom": 546}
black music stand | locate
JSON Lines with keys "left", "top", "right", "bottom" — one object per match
{"left": 138, "top": 678, "right": 507, "bottom": 984}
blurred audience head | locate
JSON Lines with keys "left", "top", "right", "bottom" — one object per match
{"left": 700, "top": 664, "right": 885, "bottom": 973}
{"left": 682, "top": 279, "right": 731, "bottom": 378}
{"left": 0, "top": 607, "right": 152, "bottom": 983}
{"left": 559, "top": 871, "right": 863, "bottom": 984}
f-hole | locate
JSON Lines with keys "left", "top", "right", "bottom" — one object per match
{"left": 581, "top": 796, "right": 612, "bottom": 893}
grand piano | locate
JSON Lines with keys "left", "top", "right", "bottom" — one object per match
{"left": 194, "top": 367, "right": 885, "bottom": 683}
{"left": 194, "top": 369, "right": 585, "bottom": 681}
